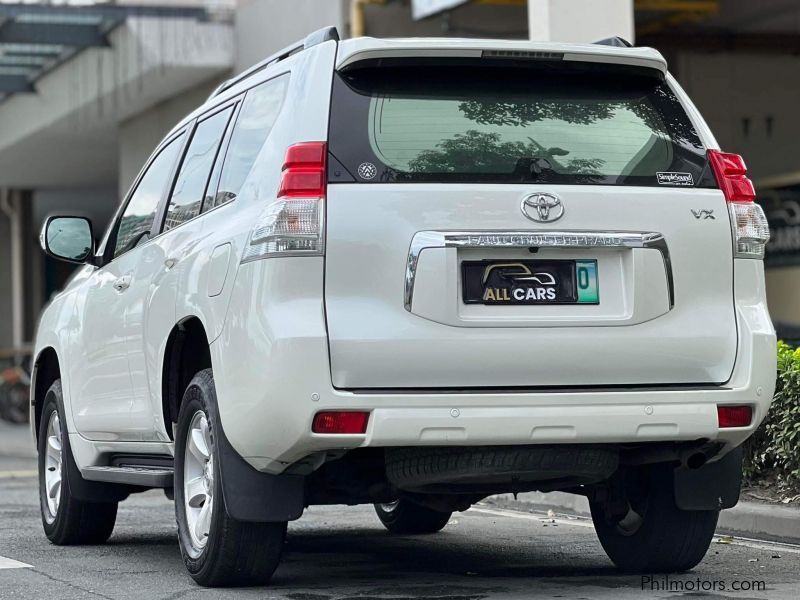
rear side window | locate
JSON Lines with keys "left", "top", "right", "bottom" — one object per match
{"left": 164, "top": 105, "right": 235, "bottom": 231}
{"left": 329, "top": 61, "right": 714, "bottom": 187}
{"left": 210, "top": 74, "right": 289, "bottom": 208}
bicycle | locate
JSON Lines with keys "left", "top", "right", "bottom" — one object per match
{"left": 0, "top": 348, "right": 31, "bottom": 425}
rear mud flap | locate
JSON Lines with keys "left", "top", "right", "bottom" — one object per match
{"left": 203, "top": 378, "right": 305, "bottom": 522}
{"left": 673, "top": 446, "right": 743, "bottom": 511}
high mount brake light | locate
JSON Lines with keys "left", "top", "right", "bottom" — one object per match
{"left": 242, "top": 142, "right": 326, "bottom": 263}
{"left": 707, "top": 150, "right": 769, "bottom": 259}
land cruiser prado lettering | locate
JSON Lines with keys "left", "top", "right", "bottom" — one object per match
{"left": 32, "top": 28, "right": 775, "bottom": 587}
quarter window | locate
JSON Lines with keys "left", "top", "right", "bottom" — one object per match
{"left": 114, "top": 134, "right": 184, "bottom": 258}
{"left": 208, "top": 74, "right": 289, "bottom": 210}
{"left": 164, "top": 106, "right": 235, "bottom": 231}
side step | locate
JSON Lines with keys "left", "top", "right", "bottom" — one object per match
{"left": 81, "top": 465, "right": 174, "bottom": 488}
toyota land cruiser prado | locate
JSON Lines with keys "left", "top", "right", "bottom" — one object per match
{"left": 32, "top": 28, "right": 775, "bottom": 586}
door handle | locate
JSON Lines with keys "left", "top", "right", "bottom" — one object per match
{"left": 112, "top": 275, "right": 132, "bottom": 292}
{"left": 164, "top": 257, "right": 178, "bottom": 271}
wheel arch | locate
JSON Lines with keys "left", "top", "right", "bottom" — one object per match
{"left": 32, "top": 346, "right": 61, "bottom": 442}
{"left": 164, "top": 318, "right": 306, "bottom": 522}
{"left": 161, "top": 316, "right": 212, "bottom": 440}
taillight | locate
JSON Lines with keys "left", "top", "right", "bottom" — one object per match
{"left": 242, "top": 142, "right": 326, "bottom": 263}
{"left": 312, "top": 411, "right": 370, "bottom": 434}
{"left": 279, "top": 142, "right": 326, "bottom": 197}
{"left": 708, "top": 150, "right": 770, "bottom": 259}
{"left": 708, "top": 150, "right": 755, "bottom": 203}
{"left": 717, "top": 405, "right": 753, "bottom": 428}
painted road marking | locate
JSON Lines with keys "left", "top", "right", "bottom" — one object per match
{"left": 0, "top": 470, "right": 37, "bottom": 479}
{"left": 0, "top": 556, "right": 32, "bottom": 570}
{"left": 470, "top": 505, "right": 800, "bottom": 555}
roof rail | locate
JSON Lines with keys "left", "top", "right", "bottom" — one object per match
{"left": 594, "top": 36, "right": 633, "bottom": 48}
{"left": 209, "top": 26, "right": 340, "bottom": 100}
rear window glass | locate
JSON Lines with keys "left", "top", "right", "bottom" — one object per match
{"left": 328, "top": 62, "right": 714, "bottom": 187}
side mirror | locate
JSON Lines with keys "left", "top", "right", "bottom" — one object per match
{"left": 40, "top": 216, "right": 95, "bottom": 264}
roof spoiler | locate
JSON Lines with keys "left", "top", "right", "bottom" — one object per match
{"left": 209, "top": 26, "right": 339, "bottom": 100}
{"left": 594, "top": 36, "right": 633, "bottom": 48}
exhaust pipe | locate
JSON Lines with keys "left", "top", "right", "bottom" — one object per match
{"left": 680, "top": 450, "right": 708, "bottom": 470}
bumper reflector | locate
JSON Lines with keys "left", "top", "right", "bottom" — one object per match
{"left": 312, "top": 411, "right": 370, "bottom": 434}
{"left": 717, "top": 405, "right": 753, "bottom": 428}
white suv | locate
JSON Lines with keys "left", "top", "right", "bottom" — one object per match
{"left": 32, "top": 28, "right": 775, "bottom": 587}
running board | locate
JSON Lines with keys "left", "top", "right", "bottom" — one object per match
{"left": 81, "top": 465, "right": 174, "bottom": 488}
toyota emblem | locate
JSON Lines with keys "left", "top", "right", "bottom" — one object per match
{"left": 521, "top": 193, "right": 564, "bottom": 223}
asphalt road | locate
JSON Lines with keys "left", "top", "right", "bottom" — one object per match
{"left": 2, "top": 420, "right": 799, "bottom": 599}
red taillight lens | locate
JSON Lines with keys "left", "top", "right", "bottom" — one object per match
{"left": 707, "top": 150, "right": 756, "bottom": 203}
{"left": 279, "top": 170, "right": 325, "bottom": 197}
{"left": 717, "top": 405, "right": 753, "bottom": 428}
{"left": 283, "top": 142, "right": 326, "bottom": 169}
{"left": 312, "top": 411, "right": 370, "bottom": 434}
{"left": 279, "top": 142, "right": 327, "bottom": 198}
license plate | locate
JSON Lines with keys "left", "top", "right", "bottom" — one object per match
{"left": 461, "top": 259, "right": 598, "bottom": 305}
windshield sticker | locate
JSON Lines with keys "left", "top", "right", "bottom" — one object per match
{"left": 657, "top": 172, "right": 694, "bottom": 186}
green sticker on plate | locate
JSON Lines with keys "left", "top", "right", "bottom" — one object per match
{"left": 576, "top": 260, "right": 599, "bottom": 304}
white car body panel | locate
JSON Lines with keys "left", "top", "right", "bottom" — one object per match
{"left": 135, "top": 216, "right": 206, "bottom": 441}
{"left": 68, "top": 249, "right": 142, "bottom": 440}
{"left": 324, "top": 185, "right": 736, "bottom": 388}
{"left": 666, "top": 73, "right": 720, "bottom": 150}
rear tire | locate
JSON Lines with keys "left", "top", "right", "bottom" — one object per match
{"left": 174, "top": 369, "right": 286, "bottom": 587}
{"left": 590, "top": 464, "right": 718, "bottom": 573}
{"left": 374, "top": 499, "right": 451, "bottom": 534}
{"left": 38, "top": 381, "right": 117, "bottom": 545}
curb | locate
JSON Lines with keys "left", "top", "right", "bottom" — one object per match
{"left": 488, "top": 491, "right": 800, "bottom": 544}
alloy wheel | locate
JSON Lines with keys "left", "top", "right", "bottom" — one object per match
{"left": 183, "top": 410, "right": 214, "bottom": 553}
{"left": 43, "top": 411, "right": 63, "bottom": 523}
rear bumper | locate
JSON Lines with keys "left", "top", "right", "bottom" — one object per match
{"left": 212, "top": 258, "right": 776, "bottom": 474}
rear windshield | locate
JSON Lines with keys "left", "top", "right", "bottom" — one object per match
{"left": 328, "top": 61, "right": 714, "bottom": 187}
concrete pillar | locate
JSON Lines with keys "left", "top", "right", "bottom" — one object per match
{"left": 0, "top": 189, "right": 25, "bottom": 351}
{"left": 528, "top": 0, "right": 634, "bottom": 44}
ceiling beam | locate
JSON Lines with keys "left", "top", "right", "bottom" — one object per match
{"left": 640, "top": 31, "right": 800, "bottom": 53}
{"left": 0, "top": 46, "right": 65, "bottom": 57}
{"left": 0, "top": 22, "right": 109, "bottom": 47}
{"left": 635, "top": 0, "right": 717, "bottom": 11}
{"left": 0, "top": 4, "right": 209, "bottom": 21}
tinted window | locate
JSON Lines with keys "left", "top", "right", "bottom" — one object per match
{"left": 329, "top": 62, "right": 713, "bottom": 187}
{"left": 114, "top": 134, "right": 183, "bottom": 258}
{"left": 210, "top": 75, "right": 288, "bottom": 209}
{"left": 164, "top": 106, "right": 234, "bottom": 231}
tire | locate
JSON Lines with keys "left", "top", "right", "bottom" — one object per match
{"left": 38, "top": 381, "right": 118, "bottom": 545}
{"left": 174, "top": 369, "right": 286, "bottom": 587}
{"left": 374, "top": 499, "right": 452, "bottom": 534}
{"left": 385, "top": 445, "right": 618, "bottom": 493}
{"left": 590, "top": 464, "right": 719, "bottom": 573}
